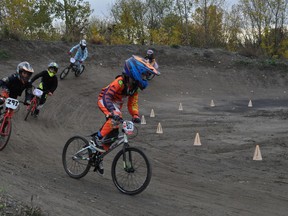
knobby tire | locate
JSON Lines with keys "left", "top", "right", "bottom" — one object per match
{"left": 24, "top": 100, "right": 36, "bottom": 121}
{"left": 111, "top": 147, "right": 152, "bottom": 195}
{"left": 62, "top": 136, "right": 92, "bottom": 179}
{"left": 60, "top": 67, "right": 70, "bottom": 80}
{"left": 0, "top": 118, "right": 12, "bottom": 151}
{"left": 75, "top": 65, "right": 85, "bottom": 77}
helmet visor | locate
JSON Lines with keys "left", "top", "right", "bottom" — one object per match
{"left": 141, "top": 72, "right": 150, "bottom": 81}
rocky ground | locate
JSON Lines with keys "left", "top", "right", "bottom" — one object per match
{"left": 0, "top": 40, "right": 288, "bottom": 216}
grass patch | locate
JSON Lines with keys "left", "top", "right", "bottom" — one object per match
{"left": 0, "top": 194, "right": 44, "bottom": 216}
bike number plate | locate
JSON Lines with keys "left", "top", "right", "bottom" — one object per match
{"left": 33, "top": 88, "right": 43, "bottom": 97}
{"left": 70, "top": 57, "right": 76, "bottom": 63}
{"left": 5, "top": 97, "right": 19, "bottom": 110}
{"left": 123, "top": 121, "right": 134, "bottom": 135}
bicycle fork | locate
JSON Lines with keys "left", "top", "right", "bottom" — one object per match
{"left": 122, "top": 135, "right": 134, "bottom": 172}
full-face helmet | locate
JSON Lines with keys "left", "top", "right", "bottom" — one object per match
{"left": 47, "top": 62, "right": 59, "bottom": 77}
{"left": 16, "top": 61, "right": 34, "bottom": 83}
{"left": 80, "top": 39, "right": 87, "bottom": 50}
{"left": 146, "top": 49, "right": 154, "bottom": 60}
{"left": 123, "top": 55, "right": 159, "bottom": 90}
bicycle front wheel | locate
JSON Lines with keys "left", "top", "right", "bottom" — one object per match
{"left": 24, "top": 99, "right": 36, "bottom": 121}
{"left": 62, "top": 136, "right": 92, "bottom": 179}
{"left": 111, "top": 147, "right": 152, "bottom": 195}
{"left": 60, "top": 67, "right": 70, "bottom": 80}
{"left": 0, "top": 118, "right": 12, "bottom": 151}
{"left": 75, "top": 65, "right": 85, "bottom": 77}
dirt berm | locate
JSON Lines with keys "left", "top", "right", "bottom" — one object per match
{"left": 0, "top": 40, "right": 288, "bottom": 216}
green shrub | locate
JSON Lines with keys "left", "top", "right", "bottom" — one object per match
{"left": 170, "top": 44, "right": 180, "bottom": 49}
{"left": 0, "top": 194, "right": 43, "bottom": 216}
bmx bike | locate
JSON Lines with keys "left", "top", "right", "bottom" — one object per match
{"left": 0, "top": 97, "right": 20, "bottom": 151}
{"left": 60, "top": 57, "right": 85, "bottom": 80}
{"left": 24, "top": 88, "right": 43, "bottom": 121}
{"left": 62, "top": 119, "right": 152, "bottom": 195}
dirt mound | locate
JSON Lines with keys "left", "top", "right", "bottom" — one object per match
{"left": 0, "top": 40, "right": 288, "bottom": 216}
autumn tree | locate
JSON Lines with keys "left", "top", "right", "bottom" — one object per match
{"left": 110, "top": 0, "right": 147, "bottom": 44}
{"left": 0, "top": 0, "right": 57, "bottom": 40}
{"left": 146, "top": 0, "right": 174, "bottom": 44}
{"left": 55, "top": 0, "right": 92, "bottom": 41}
{"left": 238, "top": 0, "right": 288, "bottom": 57}
{"left": 223, "top": 5, "right": 243, "bottom": 51}
{"left": 193, "top": 2, "right": 225, "bottom": 47}
{"left": 174, "top": 0, "right": 197, "bottom": 45}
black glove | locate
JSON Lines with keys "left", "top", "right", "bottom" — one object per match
{"left": 132, "top": 115, "right": 141, "bottom": 123}
{"left": 111, "top": 112, "right": 122, "bottom": 122}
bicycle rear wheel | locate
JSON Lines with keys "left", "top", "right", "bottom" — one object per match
{"left": 62, "top": 136, "right": 92, "bottom": 179}
{"left": 75, "top": 65, "right": 85, "bottom": 77}
{"left": 0, "top": 118, "right": 12, "bottom": 151}
{"left": 111, "top": 147, "right": 152, "bottom": 195}
{"left": 24, "top": 99, "right": 36, "bottom": 121}
{"left": 60, "top": 67, "right": 70, "bottom": 80}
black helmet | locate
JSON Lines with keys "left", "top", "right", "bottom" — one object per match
{"left": 146, "top": 49, "right": 154, "bottom": 60}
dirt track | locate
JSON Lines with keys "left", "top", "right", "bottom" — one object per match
{"left": 1, "top": 41, "right": 288, "bottom": 216}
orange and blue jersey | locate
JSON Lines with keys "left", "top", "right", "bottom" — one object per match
{"left": 97, "top": 76, "right": 139, "bottom": 138}
{"left": 98, "top": 76, "right": 139, "bottom": 116}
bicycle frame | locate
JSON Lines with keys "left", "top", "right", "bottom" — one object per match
{"left": 30, "top": 95, "right": 40, "bottom": 112}
{"left": 75, "top": 120, "right": 133, "bottom": 161}
{"left": 67, "top": 58, "right": 79, "bottom": 72}
{"left": 97, "top": 134, "right": 128, "bottom": 159}
{"left": 75, "top": 133, "right": 127, "bottom": 161}
{"left": 0, "top": 109, "right": 14, "bottom": 136}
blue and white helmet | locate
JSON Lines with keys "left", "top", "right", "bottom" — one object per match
{"left": 123, "top": 55, "right": 160, "bottom": 90}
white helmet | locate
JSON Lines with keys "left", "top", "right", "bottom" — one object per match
{"left": 16, "top": 61, "right": 34, "bottom": 74}
{"left": 16, "top": 61, "right": 34, "bottom": 82}
{"left": 80, "top": 39, "right": 87, "bottom": 47}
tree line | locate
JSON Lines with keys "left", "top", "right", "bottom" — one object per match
{"left": 0, "top": 0, "right": 287, "bottom": 58}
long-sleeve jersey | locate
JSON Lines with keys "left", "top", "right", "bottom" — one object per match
{"left": 69, "top": 45, "right": 88, "bottom": 62}
{"left": 30, "top": 70, "right": 58, "bottom": 93}
{"left": 145, "top": 57, "right": 159, "bottom": 69}
{"left": 0, "top": 73, "right": 32, "bottom": 99}
{"left": 98, "top": 76, "right": 139, "bottom": 117}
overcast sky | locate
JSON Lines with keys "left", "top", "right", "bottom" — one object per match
{"left": 89, "top": 0, "right": 239, "bottom": 18}
{"left": 89, "top": 0, "right": 115, "bottom": 17}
